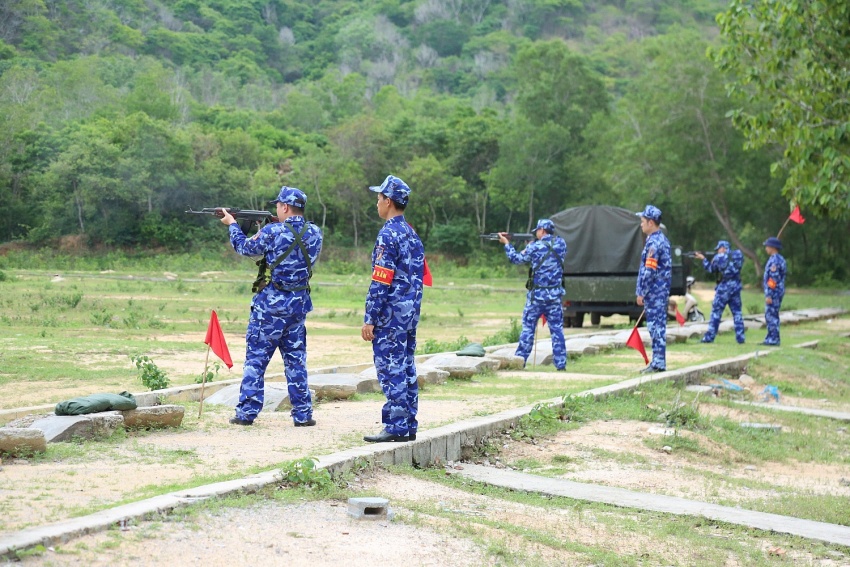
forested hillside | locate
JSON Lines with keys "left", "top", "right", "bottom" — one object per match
{"left": 0, "top": 0, "right": 847, "bottom": 284}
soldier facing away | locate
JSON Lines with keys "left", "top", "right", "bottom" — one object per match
{"left": 498, "top": 219, "right": 568, "bottom": 370}
{"left": 695, "top": 240, "right": 745, "bottom": 344}
{"left": 221, "top": 186, "right": 323, "bottom": 427}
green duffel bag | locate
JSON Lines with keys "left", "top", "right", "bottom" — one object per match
{"left": 55, "top": 391, "right": 138, "bottom": 416}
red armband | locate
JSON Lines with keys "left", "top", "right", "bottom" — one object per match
{"left": 767, "top": 278, "right": 776, "bottom": 290}
{"left": 644, "top": 258, "right": 658, "bottom": 270}
{"left": 372, "top": 266, "right": 394, "bottom": 285}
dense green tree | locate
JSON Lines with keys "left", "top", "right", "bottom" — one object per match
{"left": 713, "top": 1, "right": 850, "bottom": 218}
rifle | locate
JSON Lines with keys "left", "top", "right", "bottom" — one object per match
{"left": 480, "top": 232, "right": 536, "bottom": 242}
{"left": 185, "top": 207, "right": 277, "bottom": 235}
{"left": 684, "top": 251, "right": 716, "bottom": 260}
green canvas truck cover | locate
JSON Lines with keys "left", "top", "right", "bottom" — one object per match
{"left": 550, "top": 205, "right": 644, "bottom": 274}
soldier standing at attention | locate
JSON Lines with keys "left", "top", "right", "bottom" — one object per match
{"left": 635, "top": 205, "right": 672, "bottom": 374}
{"left": 761, "top": 236, "right": 787, "bottom": 346}
{"left": 361, "top": 175, "right": 425, "bottom": 443}
{"left": 695, "top": 240, "right": 745, "bottom": 344}
{"left": 498, "top": 219, "right": 568, "bottom": 370}
{"left": 220, "top": 187, "right": 323, "bottom": 427}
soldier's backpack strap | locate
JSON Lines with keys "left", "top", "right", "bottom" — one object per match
{"left": 269, "top": 222, "right": 313, "bottom": 293}
{"left": 527, "top": 239, "right": 565, "bottom": 291}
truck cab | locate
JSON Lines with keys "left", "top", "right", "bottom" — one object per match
{"left": 551, "top": 205, "right": 688, "bottom": 327}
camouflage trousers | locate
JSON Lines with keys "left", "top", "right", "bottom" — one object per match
{"left": 515, "top": 298, "right": 567, "bottom": 370}
{"left": 764, "top": 295, "right": 783, "bottom": 345}
{"left": 703, "top": 284, "right": 745, "bottom": 343}
{"left": 235, "top": 311, "right": 312, "bottom": 424}
{"left": 372, "top": 326, "right": 418, "bottom": 437}
{"left": 645, "top": 290, "right": 669, "bottom": 370}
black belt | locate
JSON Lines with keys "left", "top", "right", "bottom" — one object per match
{"left": 272, "top": 281, "right": 311, "bottom": 293}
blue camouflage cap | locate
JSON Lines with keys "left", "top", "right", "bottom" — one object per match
{"left": 715, "top": 240, "right": 730, "bottom": 251}
{"left": 369, "top": 175, "right": 410, "bottom": 206}
{"left": 763, "top": 236, "right": 783, "bottom": 250}
{"left": 636, "top": 205, "right": 662, "bottom": 222}
{"left": 535, "top": 219, "right": 555, "bottom": 232}
{"left": 269, "top": 186, "right": 307, "bottom": 208}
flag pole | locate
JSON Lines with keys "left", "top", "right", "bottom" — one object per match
{"left": 776, "top": 217, "right": 792, "bottom": 239}
{"left": 198, "top": 345, "right": 211, "bottom": 418}
{"left": 634, "top": 308, "right": 646, "bottom": 329}
{"left": 532, "top": 317, "right": 539, "bottom": 370}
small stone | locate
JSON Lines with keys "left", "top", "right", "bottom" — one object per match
{"left": 744, "top": 465, "right": 757, "bottom": 471}
{"left": 738, "top": 374, "right": 755, "bottom": 385}
{"left": 661, "top": 446, "right": 672, "bottom": 454}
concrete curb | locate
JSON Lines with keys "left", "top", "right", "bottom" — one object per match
{"left": 450, "top": 464, "right": 850, "bottom": 547}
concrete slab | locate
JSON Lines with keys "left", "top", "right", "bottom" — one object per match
{"left": 733, "top": 402, "right": 850, "bottom": 422}
{"left": 0, "top": 428, "right": 47, "bottom": 455}
{"left": 306, "top": 373, "right": 361, "bottom": 400}
{"left": 358, "top": 366, "right": 448, "bottom": 387}
{"left": 423, "top": 354, "right": 501, "bottom": 379}
{"left": 29, "top": 413, "right": 124, "bottom": 442}
{"left": 449, "top": 463, "right": 850, "bottom": 547}
{"left": 563, "top": 339, "right": 600, "bottom": 356}
{"left": 121, "top": 405, "right": 185, "bottom": 429}
{"left": 203, "top": 383, "right": 292, "bottom": 411}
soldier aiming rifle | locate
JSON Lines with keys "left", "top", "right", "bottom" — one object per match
{"left": 186, "top": 207, "right": 277, "bottom": 235}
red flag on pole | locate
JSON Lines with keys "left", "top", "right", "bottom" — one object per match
{"left": 626, "top": 325, "right": 649, "bottom": 364}
{"left": 541, "top": 314, "right": 548, "bottom": 327}
{"left": 789, "top": 205, "right": 805, "bottom": 224}
{"left": 675, "top": 307, "right": 685, "bottom": 326}
{"left": 204, "top": 310, "right": 233, "bottom": 369}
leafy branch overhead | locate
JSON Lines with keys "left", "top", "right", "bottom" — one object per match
{"left": 713, "top": 1, "right": 850, "bottom": 219}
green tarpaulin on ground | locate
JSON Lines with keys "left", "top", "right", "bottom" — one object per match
{"left": 456, "top": 343, "right": 486, "bottom": 357}
{"left": 55, "top": 391, "right": 137, "bottom": 415}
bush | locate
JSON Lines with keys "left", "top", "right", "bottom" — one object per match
{"left": 130, "top": 355, "right": 170, "bottom": 391}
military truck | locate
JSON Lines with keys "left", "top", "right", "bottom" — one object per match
{"left": 550, "top": 205, "right": 688, "bottom": 327}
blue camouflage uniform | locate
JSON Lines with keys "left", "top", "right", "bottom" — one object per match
{"left": 504, "top": 219, "right": 568, "bottom": 370}
{"left": 365, "top": 176, "right": 425, "bottom": 438}
{"left": 635, "top": 205, "right": 672, "bottom": 371}
{"left": 229, "top": 187, "right": 323, "bottom": 425}
{"left": 762, "top": 237, "right": 787, "bottom": 345}
{"left": 700, "top": 240, "right": 745, "bottom": 344}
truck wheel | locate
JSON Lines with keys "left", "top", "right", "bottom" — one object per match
{"left": 573, "top": 313, "right": 585, "bottom": 328}
{"left": 590, "top": 313, "right": 601, "bottom": 326}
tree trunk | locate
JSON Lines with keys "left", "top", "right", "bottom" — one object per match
{"left": 695, "top": 107, "right": 763, "bottom": 277}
